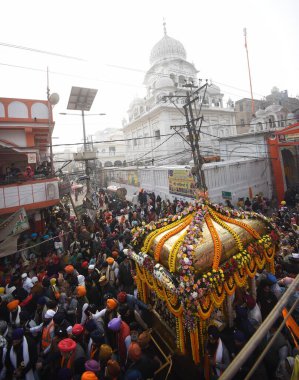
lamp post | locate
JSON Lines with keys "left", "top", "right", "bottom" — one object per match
{"left": 62, "top": 86, "right": 105, "bottom": 194}
{"left": 46, "top": 68, "right": 59, "bottom": 175}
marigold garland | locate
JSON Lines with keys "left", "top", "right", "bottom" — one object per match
{"left": 154, "top": 214, "right": 193, "bottom": 262}
{"left": 190, "top": 326, "right": 200, "bottom": 364}
{"left": 215, "top": 211, "right": 261, "bottom": 240}
{"left": 245, "top": 260, "right": 257, "bottom": 278}
{"left": 162, "top": 286, "right": 183, "bottom": 318}
{"left": 255, "top": 254, "right": 266, "bottom": 269}
{"left": 205, "top": 213, "right": 222, "bottom": 270}
{"left": 197, "top": 296, "right": 213, "bottom": 320}
{"left": 142, "top": 217, "right": 185, "bottom": 253}
{"left": 168, "top": 231, "right": 187, "bottom": 273}
{"left": 132, "top": 206, "right": 196, "bottom": 249}
{"left": 233, "top": 268, "right": 247, "bottom": 287}
{"left": 176, "top": 315, "right": 185, "bottom": 353}
{"left": 224, "top": 278, "right": 236, "bottom": 296}
{"left": 210, "top": 289, "right": 226, "bottom": 307}
{"left": 144, "top": 266, "right": 155, "bottom": 288}
{"left": 208, "top": 207, "right": 243, "bottom": 251}
{"left": 142, "top": 228, "right": 164, "bottom": 254}
{"left": 165, "top": 287, "right": 180, "bottom": 308}
{"left": 198, "top": 320, "right": 205, "bottom": 359}
{"left": 137, "top": 262, "right": 183, "bottom": 317}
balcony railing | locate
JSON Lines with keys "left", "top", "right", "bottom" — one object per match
{"left": 0, "top": 177, "right": 60, "bottom": 214}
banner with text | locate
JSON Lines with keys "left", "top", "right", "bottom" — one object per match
{"left": 168, "top": 169, "right": 196, "bottom": 198}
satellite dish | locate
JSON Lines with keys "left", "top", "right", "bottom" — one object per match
{"left": 49, "top": 93, "right": 60, "bottom": 106}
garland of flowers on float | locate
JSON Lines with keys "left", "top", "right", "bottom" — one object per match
{"left": 176, "top": 205, "right": 207, "bottom": 331}
{"left": 168, "top": 231, "right": 188, "bottom": 273}
{"left": 130, "top": 201, "right": 278, "bottom": 329}
{"left": 131, "top": 205, "right": 196, "bottom": 249}
{"left": 142, "top": 217, "right": 186, "bottom": 254}
{"left": 194, "top": 209, "right": 277, "bottom": 294}
{"left": 154, "top": 214, "right": 194, "bottom": 262}
{"left": 208, "top": 201, "right": 278, "bottom": 236}
{"left": 127, "top": 249, "right": 177, "bottom": 293}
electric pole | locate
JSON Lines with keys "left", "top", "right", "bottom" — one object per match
{"left": 165, "top": 80, "right": 209, "bottom": 196}
{"left": 244, "top": 28, "right": 255, "bottom": 116}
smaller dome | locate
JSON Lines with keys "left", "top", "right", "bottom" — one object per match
{"left": 129, "top": 97, "right": 144, "bottom": 110}
{"left": 155, "top": 76, "right": 175, "bottom": 90}
{"left": 266, "top": 104, "right": 282, "bottom": 113}
{"left": 207, "top": 84, "right": 221, "bottom": 95}
{"left": 255, "top": 109, "right": 265, "bottom": 117}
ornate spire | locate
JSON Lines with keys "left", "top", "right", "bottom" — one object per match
{"left": 163, "top": 18, "right": 167, "bottom": 36}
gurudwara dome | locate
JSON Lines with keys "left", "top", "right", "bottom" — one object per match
{"left": 150, "top": 23, "right": 187, "bottom": 66}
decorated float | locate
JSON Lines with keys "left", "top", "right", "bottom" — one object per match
{"left": 127, "top": 200, "right": 279, "bottom": 364}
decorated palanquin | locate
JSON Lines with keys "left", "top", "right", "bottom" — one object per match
{"left": 128, "top": 200, "right": 279, "bottom": 364}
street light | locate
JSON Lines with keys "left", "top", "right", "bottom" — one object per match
{"left": 63, "top": 86, "right": 103, "bottom": 194}
{"left": 46, "top": 67, "right": 60, "bottom": 175}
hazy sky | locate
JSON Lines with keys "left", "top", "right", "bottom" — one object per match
{"left": 0, "top": 0, "right": 298, "bottom": 154}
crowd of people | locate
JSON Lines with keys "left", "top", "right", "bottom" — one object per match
{"left": 1, "top": 162, "right": 52, "bottom": 184}
{"left": 0, "top": 188, "right": 298, "bottom": 379}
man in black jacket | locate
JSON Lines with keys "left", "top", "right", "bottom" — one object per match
{"left": 5, "top": 328, "right": 37, "bottom": 380}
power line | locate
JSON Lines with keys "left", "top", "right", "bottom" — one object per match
{"left": 0, "top": 62, "right": 143, "bottom": 89}
{"left": 0, "top": 42, "right": 269, "bottom": 99}
{"left": 0, "top": 42, "right": 86, "bottom": 61}
{"left": 5, "top": 115, "right": 296, "bottom": 153}
{"left": 2, "top": 39, "right": 298, "bottom": 105}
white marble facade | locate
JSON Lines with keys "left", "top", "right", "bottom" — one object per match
{"left": 123, "top": 25, "right": 236, "bottom": 165}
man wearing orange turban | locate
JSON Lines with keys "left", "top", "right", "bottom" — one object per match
{"left": 75, "top": 286, "right": 88, "bottom": 324}
{"left": 7, "top": 299, "right": 19, "bottom": 312}
{"left": 105, "top": 257, "right": 119, "bottom": 288}
{"left": 64, "top": 265, "right": 74, "bottom": 274}
{"left": 106, "top": 257, "right": 114, "bottom": 265}
{"left": 7, "top": 300, "right": 21, "bottom": 328}
{"left": 106, "top": 298, "right": 118, "bottom": 311}
{"left": 81, "top": 371, "right": 98, "bottom": 380}
{"left": 76, "top": 286, "right": 86, "bottom": 298}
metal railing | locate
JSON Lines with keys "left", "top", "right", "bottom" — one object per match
{"left": 220, "top": 274, "right": 299, "bottom": 380}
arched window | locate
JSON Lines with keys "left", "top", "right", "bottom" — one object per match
{"left": 0, "top": 102, "right": 4, "bottom": 117}
{"left": 178, "top": 75, "right": 185, "bottom": 85}
{"left": 257, "top": 122, "right": 263, "bottom": 131}
{"left": 170, "top": 73, "right": 176, "bottom": 83}
{"left": 8, "top": 101, "right": 28, "bottom": 118}
{"left": 31, "top": 103, "right": 48, "bottom": 119}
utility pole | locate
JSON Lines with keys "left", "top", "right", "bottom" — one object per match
{"left": 244, "top": 28, "right": 255, "bottom": 116}
{"left": 165, "top": 80, "right": 209, "bottom": 196}
{"left": 81, "top": 109, "right": 91, "bottom": 194}
{"left": 47, "top": 68, "right": 54, "bottom": 175}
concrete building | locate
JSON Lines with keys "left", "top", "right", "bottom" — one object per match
{"left": 94, "top": 128, "right": 125, "bottom": 167}
{"left": 249, "top": 104, "right": 289, "bottom": 133}
{"left": 235, "top": 88, "right": 299, "bottom": 134}
{"left": 0, "top": 96, "right": 60, "bottom": 231}
{"left": 123, "top": 25, "right": 236, "bottom": 165}
{"left": 235, "top": 98, "right": 261, "bottom": 134}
